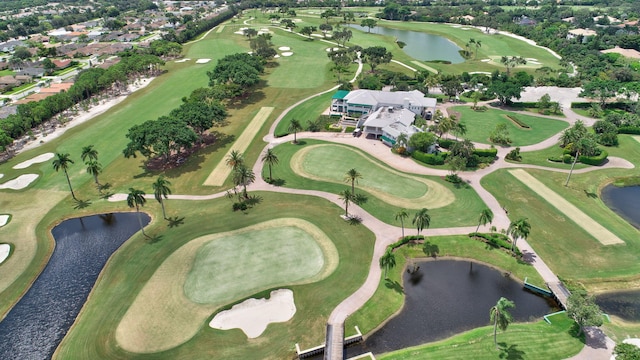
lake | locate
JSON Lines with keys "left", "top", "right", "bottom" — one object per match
{"left": 601, "top": 184, "right": 640, "bottom": 229}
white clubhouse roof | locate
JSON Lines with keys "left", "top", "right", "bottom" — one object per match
{"left": 344, "top": 89, "right": 436, "bottom": 108}
{"left": 363, "top": 107, "right": 415, "bottom": 129}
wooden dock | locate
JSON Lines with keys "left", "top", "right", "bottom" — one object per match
{"left": 523, "top": 277, "right": 570, "bottom": 309}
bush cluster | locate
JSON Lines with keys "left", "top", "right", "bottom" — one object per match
{"left": 579, "top": 150, "right": 608, "bottom": 165}
{"left": 469, "top": 232, "right": 522, "bottom": 256}
{"left": 411, "top": 150, "right": 446, "bottom": 165}
{"left": 389, "top": 235, "right": 425, "bottom": 251}
{"left": 548, "top": 154, "right": 574, "bottom": 163}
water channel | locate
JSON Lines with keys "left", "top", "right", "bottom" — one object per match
{"left": 344, "top": 259, "right": 556, "bottom": 357}
{"left": 0, "top": 212, "right": 150, "bottom": 360}
{"left": 348, "top": 25, "right": 465, "bottom": 64}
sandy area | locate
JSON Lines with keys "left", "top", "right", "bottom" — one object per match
{"left": 0, "top": 174, "right": 39, "bottom": 190}
{"left": 481, "top": 59, "right": 491, "bottom": 62}
{"left": 203, "top": 107, "right": 274, "bottom": 186}
{"left": 278, "top": 46, "right": 291, "bottom": 51}
{"left": 274, "top": 54, "right": 280, "bottom": 58}
{"left": 326, "top": 47, "right": 340, "bottom": 52}
{"left": 13, "top": 152, "right": 54, "bottom": 169}
{"left": 209, "top": 289, "right": 296, "bottom": 338}
{"left": 174, "top": 58, "right": 191, "bottom": 63}
{"left": 196, "top": 59, "right": 211, "bottom": 64}
{"left": 0, "top": 215, "right": 9, "bottom": 227}
{"left": 281, "top": 52, "right": 293, "bottom": 57}
{"left": 0, "top": 244, "right": 10, "bottom": 264}
{"left": 15, "top": 78, "right": 153, "bottom": 155}
{"left": 0, "top": 174, "right": 3, "bottom": 179}
{"left": 509, "top": 169, "right": 624, "bottom": 245}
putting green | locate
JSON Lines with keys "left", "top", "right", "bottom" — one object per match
{"left": 291, "top": 144, "right": 455, "bottom": 209}
{"left": 116, "top": 218, "right": 338, "bottom": 354}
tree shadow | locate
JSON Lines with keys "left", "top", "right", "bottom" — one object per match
{"left": 146, "top": 234, "right": 163, "bottom": 244}
{"left": 498, "top": 343, "right": 525, "bottom": 359}
{"left": 167, "top": 216, "right": 185, "bottom": 228}
{"left": 270, "top": 178, "right": 286, "bottom": 186}
{"left": 384, "top": 278, "right": 404, "bottom": 294}
{"left": 347, "top": 215, "right": 362, "bottom": 225}
{"left": 584, "top": 189, "right": 598, "bottom": 199}
{"left": 73, "top": 198, "right": 91, "bottom": 209}
{"left": 517, "top": 250, "right": 537, "bottom": 265}
{"left": 423, "top": 241, "right": 439, "bottom": 257}
{"left": 293, "top": 140, "right": 307, "bottom": 146}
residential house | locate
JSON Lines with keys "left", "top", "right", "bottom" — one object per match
{"left": 52, "top": 59, "right": 72, "bottom": 70}
{"left": 331, "top": 89, "right": 437, "bottom": 120}
{"left": 0, "top": 76, "right": 22, "bottom": 90}
{"left": 17, "top": 67, "right": 44, "bottom": 78}
{"left": 360, "top": 107, "right": 425, "bottom": 147}
{"left": 0, "top": 40, "right": 26, "bottom": 53}
{"left": 516, "top": 16, "right": 537, "bottom": 26}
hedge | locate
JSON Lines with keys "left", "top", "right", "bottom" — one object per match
{"left": 509, "top": 102, "right": 539, "bottom": 109}
{"left": 506, "top": 114, "right": 531, "bottom": 129}
{"left": 579, "top": 149, "right": 608, "bottom": 165}
{"left": 438, "top": 138, "right": 456, "bottom": 149}
{"left": 618, "top": 126, "right": 640, "bottom": 135}
{"left": 548, "top": 154, "right": 573, "bottom": 163}
{"left": 571, "top": 102, "right": 628, "bottom": 110}
{"left": 473, "top": 148, "right": 498, "bottom": 158}
{"left": 389, "top": 235, "right": 425, "bottom": 251}
{"left": 469, "top": 232, "right": 522, "bottom": 256}
{"left": 411, "top": 150, "right": 446, "bottom": 165}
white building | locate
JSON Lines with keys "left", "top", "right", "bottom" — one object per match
{"left": 331, "top": 89, "right": 437, "bottom": 120}
{"left": 360, "top": 107, "right": 424, "bottom": 147}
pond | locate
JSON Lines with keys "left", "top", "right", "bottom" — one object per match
{"left": 348, "top": 25, "right": 465, "bottom": 64}
{"left": 596, "top": 290, "right": 640, "bottom": 322}
{"left": 345, "top": 259, "right": 556, "bottom": 357}
{"left": 601, "top": 184, "right": 640, "bottom": 229}
{"left": 0, "top": 212, "right": 150, "bottom": 360}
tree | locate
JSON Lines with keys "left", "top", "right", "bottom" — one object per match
{"left": 332, "top": 28, "right": 352, "bottom": 46}
{"left": 52, "top": 153, "right": 77, "bottom": 200}
{"left": 490, "top": 123, "right": 512, "bottom": 145}
{"left": 500, "top": 56, "right": 527, "bottom": 75}
{"left": 328, "top": 49, "right": 354, "bottom": 82}
{"left": 339, "top": 188, "right": 354, "bottom": 217}
{"left": 565, "top": 134, "right": 599, "bottom": 186}
{"left": 440, "top": 75, "right": 464, "bottom": 101}
{"left": 614, "top": 343, "right": 640, "bottom": 360}
{"left": 344, "top": 168, "right": 363, "bottom": 194}
{"left": 395, "top": 209, "right": 409, "bottom": 238}
{"left": 299, "top": 26, "right": 316, "bottom": 39}
{"left": 507, "top": 217, "right": 531, "bottom": 254}
{"left": 127, "top": 188, "right": 148, "bottom": 237}
{"left": 476, "top": 208, "right": 494, "bottom": 233}
{"left": 288, "top": 119, "right": 303, "bottom": 143}
{"left": 85, "top": 160, "right": 102, "bottom": 186}
{"left": 361, "top": 18, "right": 377, "bottom": 33}
{"left": 470, "top": 38, "right": 482, "bottom": 59}
{"left": 320, "top": 9, "right": 336, "bottom": 23}
{"left": 379, "top": 248, "right": 396, "bottom": 279}
{"left": 413, "top": 208, "right": 431, "bottom": 236}
{"left": 226, "top": 150, "right": 244, "bottom": 170}
{"left": 581, "top": 79, "right": 619, "bottom": 109}
{"left": 488, "top": 75, "right": 524, "bottom": 105}
{"left": 261, "top": 148, "right": 279, "bottom": 182}
{"left": 319, "top": 23, "right": 333, "bottom": 37}
{"left": 453, "top": 122, "right": 467, "bottom": 140}
{"left": 243, "top": 28, "right": 258, "bottom": 39}
{"left": 361, "top": 46, "right": 392, "bottom": 73}
{"left": 446, "top": 155, "right": 466, "bottom": 176}
{"left": 409, "top": 132, "right": 436, "bottom": 152}
{"left": 42, "top": 58, "right": 56, "bottom": 75}
{"left": 537, "top": 93, "right": 552, "bottom": 114}
{"left": 280, "top": 19, "right": 296, "bottom": 31}
{"left": 396, "top": 132, "right": 409, "bottom": 149}
{"left": 567, "top": 292, "right": 603, "bottom": 336}
{"left": 490, "top": 297, "right": 515, "bottom": 348}
{"left": 152, "top": 176, "right": 172, "bottom": 220}
{"left": 233, "top": 164, "right": 256, "bottom": 199}
{"left": 81, "top": 145, "right": 98, "bottom": 162}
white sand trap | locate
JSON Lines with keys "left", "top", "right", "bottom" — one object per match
{"left": 0, "top": 174, "right": 39, "bottom": 190}
{"left": 526, "top": 58, "right": 538, "bottom": 61}
{"left": 247, "top": 51, "right": 253, "bottom": 55}
{"left": 509, "top": 169, "right": 624, "bottom": 245}
{"left": 292, "top": 18, "right": 302, "bottom": 23}
{"left": 209, "top": 289, "right": 296, "bottom": 338}
{"left": 469, "top": 71, "right": 492, "bottom": 75}
{"left": 311, "top": 33, "right": 323, "bottom": 37}
{"left": 281, "top": 52, "right": 293, "bottom": 57}
{"left": 0, "top": 174, "right": 3, "bottom": 179}
{"left": 481, "top": 59, "right": 491, "bottom": 62}
{"left": 196, "top": 59, "right": 211, "bottom": 64}
{"left": 0, "top": 244, "right": 10, "bottom": 265}
{"left": 273, "top": 54, "right": 280, "bottom": 58}
{"left": 233, "top": 31, "right": 244, "bottom": 35}
{"left": 13, "top": 152, "right": 54, "bottom": 169}
{"left": 278, "top": 46, "right": 291, "bottom": 51}
{"left": 0, "top": 215, "right": 9, "bottom": 227}
{"left": 174, "top": 58, "right": 191, "bottom": 63}
{"left": 260, "top": 28, "right": 269, "bottom": 32}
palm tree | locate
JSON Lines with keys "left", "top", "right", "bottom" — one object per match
{"left": 52, "top": 153, "right": 77, "bottom": 200}
{"left": 80, "top": 145, "right": 98, "bottom": 162}
{"left": 85, "top": 160, "right": 102, "bottom": 186}
{"left": 339, "top": 188, "right": 353, "bottom": 217}
{"left": 507, "top": 217, "right": 531, "bottom": 254}
{"left": 476, "top": 208, "right": 494, "bottom": 233}
{"left": 261, "top": 148, "right": 279, "bottom": 182}
{"left": 233, "top": 165, "right": 256, "bottom": 198}
{"left": 413, "top": 208, "right": 431, "bottom": 236}
{"left": 490, "top": 297, "right": 515, "bottom": 349}
{"left": 395, "top": 209, "right": 409, "bottom": 238}
{"left": 152, "top": 176, "right": 172, "bottom": 220}
{"left": 396, "top": 132, "right": 408, "bottom": 148}
{"left": 127, "top": 188, "right": 148, "bottom": 237}
{"left": 379, "top": 248, "right": 396, "bottom": 279}
{"left": 472, "top": 39, "right": 481, "bottom": 59}
{"left": 225, "top": 150, "right": 244, "bottom": 170}
{"left": 344, "top": 168, "right": 362, "bottom": 194}
{"left": 289, "top": 118, "right": 303, "bottom": 144}
{"left": 453, "top": 122, "right": 467, "bottom": 141}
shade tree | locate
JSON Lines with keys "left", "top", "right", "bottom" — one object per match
{"left": 361, "top": 46, "right": 392, "bottom": 73}
{"left": 567, "top": 291, "right": 603, "bottom": 336}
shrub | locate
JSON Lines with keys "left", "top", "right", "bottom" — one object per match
{"left": 389, "top": 235, "right": 425, "bottom": 250}
{"left": 506, "top": 147, "right": 522, "bottom": 161}
{"left": 445, "top": 174, "right": 463, "bottom": 183}
{"left": 345, "top": 126, "right": 356, "bottom": 133}
{"left": 579, "top": 149, "right": 608, "bottom": 165}
{"left": 325, "top": 123, "right": 342, "bottom": 132}
{"left": 411, "top": 150, "right": 446, "bottom": 165}
{"left": 469, "top": 232, "right": 522, "bottom": 256}
{"left": 506, "top": 114, "right": 531, "bottom": 128}
{"left": 548, "top": 154, "right": 574, "bottom": 163}
{"left": 438, "top": 138, "right": 457, "bottom": 149}
{"left": 473, "top": 148, "right": 498, "bottom": 158}
{"left": 619, "top": 126, "right": 640, "bottom": 135}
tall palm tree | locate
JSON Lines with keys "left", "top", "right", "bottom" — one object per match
{"left": 396, "top": 132, "right": 408, "bottom": 148}
{"left": 225, "top": 150, "right": 244, "bottom": 170}
{"left": 490, "top": 297, "right": 515, "bottom": 349}
{"left": 453, "top": 122, "right": 467, "bottom": 141}
{"left": 344, "top": 168, "right": 362, "bottom": 194}
{"left": 152, "top": 176, "right": 172, "bottom": 220}
{"left": 52, "top": 152, "right": 77, "bottom": 200}
{"left": 395, "top": 209, "right": 409, "bottom": 238}
{"left": 289, "top": 118, "right": 303, "bottom": 144}
{"left": 471, "top": 38, "right": 481, "bottom": 59}
{"left": 507, "top": 217, "right": 531, "bottom": 254}
{"left": 413, "top": 208, "right": 431, "bottom": 236}
{"left": 80, "top": 145, "right": 98, "bottom": 162}
{"left": 261, "top": 148, "right": 279, "bottom": 182}
{"left": 379, "top": 248, "right": 396, "bottom": 279}
{"left": 127, "top": 188, "right": 148, "bottom": 237}
{"left": 339, "top": 188, "right": 353, "bottom": 217}
{"left": 85, "top": 160, "right": 102, "bottom": 186}
{"left": 233, "top": 165, "right": 256, "bottom": 198}
{"left": 476, "top": 208, "right": 494, "bottom": 233}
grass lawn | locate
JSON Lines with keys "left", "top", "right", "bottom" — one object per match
{"left": 451, "top": 106, "right": 569, "bottom": 146}
{"left": 512, "top": 144, "right": 589, "bottom": 170}
{"left": 378, "top": 312, "right": 582, "bottom": 359}
{"left": 267, "top": 139, "right": 486, "bottom": 228}
{"left": 54, "top": 192, "right": 375, "bottom": 359}
{"left": 274, "top": 86, "right": 336, "bottom": 137}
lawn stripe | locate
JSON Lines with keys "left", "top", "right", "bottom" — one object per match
{"left": 509, "top": 169, "right": 624, "bottom": 245}
{"left": 633, "top": 135, "right": 640, "bottom": 144}
{"left": 410, "top": 60, "right": 438, "bottom": 74}
{"left": 203, "top": 107, "right": 274, "bottom": 186}
{"left": 216, "top": 25, "right": 225, "bottom": 33}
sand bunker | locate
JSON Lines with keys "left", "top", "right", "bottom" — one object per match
{"left": 233, "top": 31, "right": 244, "bottom": 35}
{"left": 0, "top": 244, "right": 10, "bottom": 265}
{"left": 326, "top": 47, "right": 341, "bottom": 52}
{"left": 526, "top": 58, "right": 538, "bottom": 61}
{"left": 196, "top": 59, "right": 211, "bottom": 64}
{"left": 13, "top": 152, "right": 54, "bottom": 169}
{"left": 0, "top": 174, "right": 39, "bottom": 190}
{"left": 0, "top": 174, "right": 3, "bottom": 179}
{"left": 274, "top": 54, "right": 280, "bottom": 58}
{"left": 281, "top": 52, "right": 293, "bottom": 57}
{"left": 209, "top": 289, "right": 296, "bottom": 338}
{"left": 481, "top": 59, "right": 491, "bottom": 62}
{"left": 174, "top": 58, "right": 191, "bottom": 63}
{"left": 278, "top": 46, "right": 291, "bottom": 51}
{"left": 0, "top": 215, "right": 9, "bottom": 227}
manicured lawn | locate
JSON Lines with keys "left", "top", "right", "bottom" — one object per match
{"left": 274, "top": 86, "right": 336, "bottom": 137}
{"left": 268, "top": 140, "right": 486, "bottom": 228}
{"left": 452, "top": 106, "right": 569, "bottom": 146}
{"left": 513, "top": 144, "right": 590, "bottom": 169}
{"left": 54, "top": 192, "right": 375, "bottom": 359}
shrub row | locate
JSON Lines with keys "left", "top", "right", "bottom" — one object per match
{"left": 411, "top": 150, "right": 446, "bottom": 165}
{"left": 506, "top": 114, "right": 531, "bottom": 129}
{"left": 579, "top": 150, "right": 608, "bottom": 165}
{"left": 509, "top": 102, "right": 539, "bottom": 109}
{"left": 389, "top": 235, "right": 425, "bottom": 251}
{"left": 571, "top": 102, "right": 629, "bottom": 109}
{"left": 469, "top": 232, "right": 522, "bottom": 256}
{"left": 618, "top": 126, "right": 640, "bottom": 135}
{"left": 473, "top": 148, "right": 498, "bottom": 158}
{"left": 438, "top": 138, "right": 456, "bottom": 149}
{"left": 548, "top": 154, "right": 573, "bottom": 163}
